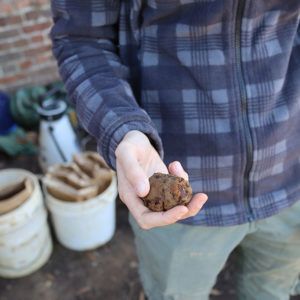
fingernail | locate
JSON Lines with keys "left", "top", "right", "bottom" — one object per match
{"left": 136, "top": 181, "right": 147, "bottom": 196}
{"left": 173, "top": 161, "right": 182, "bottom": 172}
{"left": 202, "top": 194, "right": 208, "bottom": 201}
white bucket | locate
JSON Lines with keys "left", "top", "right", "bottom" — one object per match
{"left": 44, "top": 174, "right": 117, "bottom": 251}
{"left": 0, "top": 169, "right": 53, "bottom": 278}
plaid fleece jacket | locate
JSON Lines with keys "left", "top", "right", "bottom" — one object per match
{"left": 51, "top": 0, "right": 300, "bottom": 226}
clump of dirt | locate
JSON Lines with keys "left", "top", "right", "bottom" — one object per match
{"left": 142, "top": 173, "right": 192, "bottom": 212}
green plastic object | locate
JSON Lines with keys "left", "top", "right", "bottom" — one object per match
{"left": 0, "top": 127, "right": 38, "bottom": 157}
{"left": 9, "top": 82, "right": 68, "bottom": 130}
{"left": 10, "top": 86, "right": 46, "bottom": 130}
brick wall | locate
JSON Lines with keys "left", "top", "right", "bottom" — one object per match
{"left": 0, "top": 0, "right": 59, "bottom": 92}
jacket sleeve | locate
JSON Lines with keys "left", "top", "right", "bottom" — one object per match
{"left": 50, "top": 0, "right": 163, "bottom": 169}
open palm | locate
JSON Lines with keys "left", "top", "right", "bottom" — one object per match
{"left": 115, "top": 130, "right": 208, "bottom": 229}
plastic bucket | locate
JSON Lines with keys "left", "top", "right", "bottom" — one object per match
{"left": 44, "top": 174, "right": 117, "bottom": 251}
{"left": 0, "top": 169, "right": 53, "bottom": 278}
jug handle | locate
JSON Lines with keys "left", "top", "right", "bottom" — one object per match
{"left": 48, "top": 125, "right": 67, "bottom": 162}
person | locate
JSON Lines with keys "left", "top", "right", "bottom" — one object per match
{"left": 50, "top": 1, "right": 300, "bottom": 299}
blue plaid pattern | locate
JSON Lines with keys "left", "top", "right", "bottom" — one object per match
{"left": 51, "top": 0, "right": 300, "bottom": 226}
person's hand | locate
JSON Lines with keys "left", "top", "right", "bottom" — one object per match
{"left": 115, "top": 130, "right": 208, "bottom": 229}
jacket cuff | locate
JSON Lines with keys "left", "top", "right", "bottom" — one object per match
{"left": 97, "top": 116, "right": 163, "bottom": 170}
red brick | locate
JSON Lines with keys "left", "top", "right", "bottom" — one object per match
{"left": 0, "top": 4, "right": 13, "bottom": 14}
{"left": 40, "top": 10, "right": 51, "bottom": 18}
{"left": 26, "top": 9, "right": 51, "bottom": 20}
{"left": 19, "top": 60, "right": 33, "bottom": 70}
{"left": 23, "top": 21, "right": 52, "bottom": 33}
{"left": 0, "top": 73, "right": 27, "bottom": 85}
{"left": 2, "top": 70, "right": 58, "bottom": 91}
{"left": 15, "top": 0, "right": 31, "bottom": 9}
{"left": 0, "top": 52, "right": 23, "bottom": 64}
{"left": 13, "top": 38, "right": 28, "bottom": 47}
{"left": 36, "top": 54, "right": 55, "bottom": 64}
{"left": 27, "top": 0, "right": 48, "bottom": 5}
{"left": 36, "top": 55, "right": 49, "bottom": 64}
{"left": 0, "top": 1, "right": 58, "bottom": 92}
{"left": 0, "top": 15, "right": 22, "bottom": 26}
{"left": 0, "top": 29, "right": 19, "bottom": 40}
{"left": 0, "top": 42, "right": 12, "bottom": 51}
{"left": 36, "top": 74, "right": 60, "bottom": 86}
{"left": 31, "top": 35, "right": 43, "bottom": 43}
{"left": 3, "top": 63, "right": 18, "bottom": 74}
{"left": 25, "top": 44, "right": 52, "bottom": 56}
{"left": 31, "top": 65, "right": 58, "bottom": 77}
{"left": 25, "top": 11, "right": 39, "bottom": 21}
{"left": 37, "top": 0, "right": 49, "bottom": 6}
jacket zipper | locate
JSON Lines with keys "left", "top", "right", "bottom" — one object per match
{"left": 235, "top": 0, "right": 254, "bottom": 222}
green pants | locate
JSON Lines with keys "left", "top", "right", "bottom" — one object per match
{"left": 129, "top": 200, "right": 300, "bottom": 300}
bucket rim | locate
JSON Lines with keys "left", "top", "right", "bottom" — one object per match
{"left": 0, "top": 169, "right": 41, "bottom": 220}
{"left": 44, "top": 174, "right": 117, "bottom": 212}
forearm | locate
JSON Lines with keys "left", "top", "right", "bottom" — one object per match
{"left": 50, "top": 0, "right": 162, "bottom": 169}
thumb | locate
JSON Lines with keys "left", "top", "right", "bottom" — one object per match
{"left": 117, "top": 150, "right": 150, "bottom": 197}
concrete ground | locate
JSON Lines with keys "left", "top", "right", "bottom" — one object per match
{"left": 0, "top": 154, "right": 299, "bottom": 300}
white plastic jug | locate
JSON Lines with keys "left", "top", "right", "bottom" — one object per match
{"left": 0, "top": 169, "right": 53, "bottom": 278}
{"left": 38, "top": 97, "right": 81, "bottom": 173}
